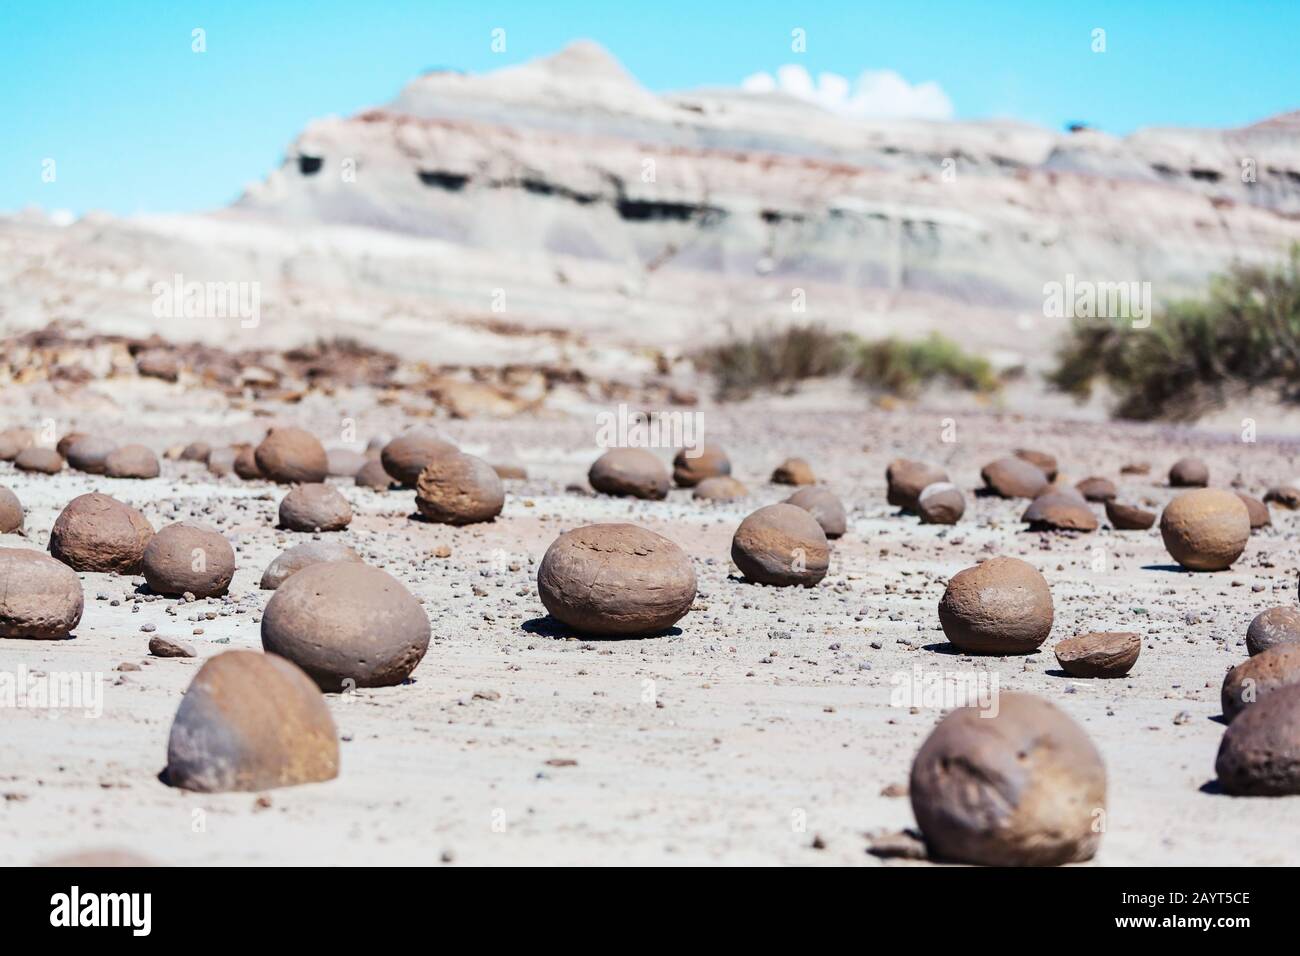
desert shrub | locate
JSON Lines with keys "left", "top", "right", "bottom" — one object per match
{"left": 1049, "top": 248, "right": 1300, "bottom": 420}
{"left": 854, "top": 333, "right": 999, "bottom": 396}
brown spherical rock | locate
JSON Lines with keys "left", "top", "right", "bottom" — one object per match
{"left": 1247, "top": 606, "right": 1300, "bottom": 657}
{"left": 1022, "top": 492, "right": 1098, "bottom": 532}
{"left": 1222, "top": 645, "right": 1300, "bottom": 721}
{"left": 206, "top": 446, "right": 238, "bottom": 477}
{"left": 917, "top": 482, "right": 965, "bottom": 525}
{"left": 939, "top": 556, "right": 1053, "bottom": 654}
{"left": 0, "top": 486, "right": 23, "bottom": 534}
{"left": 1169, "top": 457, "right": 1209, "bottom": 487}
{"left": 232, "top": 445, "right": 262, "bottom": 480}
{"left": 887, "top": 459, "right": 949, "bottom": 511}
{"left": 588, "top": 448, "right": 670, "bottom": 500}
{"left": 49, "top": 493, "right": 154, "bottom": 574}
{"left": 1215, "top": 686, "right": 1300, "bottom": 795}
{"left": 672, "top": 444, "right": 731, "bottom": 487}
{"left": 731, "top": 503, "right": 829, "bottom": 587}
{"left": 0, "top": 428, "right": 34, "bottom": 460}
{"left": 255, "top": 428, "right": 329, "bottom": 484}
{"left": 1075, "top": 476, "right": 1117, "bottom": 502}
{"left": 325, "top": 448, "right": 368, "bottom": 477}
{"left": 142, "top": 523, "right": 236, "bottom": 598}
{"left": 65, "top": 436, "right": 117, "bottom": 474}
{"left": 260, "top": 541, "right": 362, "bottom": 590}
{"left": 784, "top": 486, "right": 846, "bottom": 539}
{"left": 771, "top": 457, "right": 815, "bottom": 486}
{"left": 1105, "top": 499, "right": 1156, "bottom": 530}
{"left": 415, "top": 452, "right": 505, "bottom": 525}
{"left": 278, "top": 484, "right": 352, "bottom": 532}
{"left": 1014, "top": 449, "right": 1058, "bottom": 480}
{"left": 165, "top": 650, "right": 339, "bottom": 792}
{"left": 55, "top": 432, "right": 86, "bottom": 458}
{"left": 261, "top": 561, "right": 431, "bottom": 691}
{"left": 14, "top": 447, "right": 63, "bottom": 474}
{"left": 381, "top": 428, "right": 458, "bottom": 486}
{"left": 0, "top": 547, "right": 83, "bottom": 638}
{"left": 693, "top": 476, "right": 748, "bottom": 501}
{"left": 180, "top": 441, "right": 211, "bottom": 463}
{"left": 1160, "top": 488, "right": 1250, "bottom": 571}
{"left": 104, "top": 444, "right": 160, "bottom": 479}
{"left": 980, "top": 457, "right": 1048, "bottom": 499}
{"left": 354, "top": 458, "right": 394, "bottom": 490}
{"left": 1237, "top": 493, "right": 1271, "bottom": 530}
{"left": 1265, "top": 486, "right": 1300, "bottom": 510}
{"left": 537, "top": 523, "right": 697, "bottom": 635}
{"left": 1054, "top": 632, "right": 1140, "bottom": 678}
{"left": 910, "top": 693, "right": 1106, "bottom": 866}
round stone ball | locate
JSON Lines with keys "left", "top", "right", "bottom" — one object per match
{"left": 1247, "top": 606, "right": 1300, "bottom": 657}
{"left": 255, "top": 427, "right": 328, "bottom": 484}
{"left": 1075, "top": 476, "right": 1117, "bottom": 502}
{"left": 104, "top": 444, "right": 160, "bottom": 479}
{"left": 415, "top": 452, "right": 505, "bottom": 525}
{"left": 278, "top": 484, "right": 352, "bottom": 532}
{"left": 0, "top": 547, "right": 84, "bottom": 638}
{"left": 381, "top": 428, "right": 458, "bottom": 486}
{"left": 910, "top": 692, "right": 1106, "bottom": 865}
{"left": 180, "top": 442, "right": 211, "bottom": 463}
{"left": 1054, "top": 632, "right": 1140, "bottom": 678}
{"left": 588, "top": 448, "right": 670, "bottom": 500}
{"left": 1013, "top": 448, "right": 1058, "bottom": 480}
{"left": 0, "top": 486, "right": 24, "bottom": 533}
{"left": 142, "top": 523, "right": 236, "bottom": 598}
{"left": 55, "top": 432, "right": 87, "bottom": 458}
{"left": 1215, "top": 685, "right": 1300, "bottom": 795}
{"left": 784, "top": 486, "right": 847, "bottom": 538}
{"left": 14, "top": 447, "right": 63, "bottom": 474}
{"left": 981, "top": 457, "right": 1048, "bottom": 499}
{"left": 917, "top": 482, "right": 965, "bottom": 525}
{"left": 0, "top": 427, "right": 34, "bottom": 460}
{"left": 693, "top": 476, "right": 748, "bottom": 501}
{"left": 326, "top": 448, "right": 368, "bottom": 477}
{"left": 1022, "top": 492, "right": 1098, "bottom": 532}
{"left": 49, "top": 493, "right": 155, "bottom": 573}
{"left": 1169, "top": 457, "right": 1209, "bottom": 487}
{"left": 165, "top": 650, "right": 339, "bottom": 793}
{"left": 887, "top": 459, "right": 949, "bottom": 511}
{"left": 771, "top": 457, "right": 815, "bottom": 486}
{"left": 354, "top": 458, "right": 393, "bottom": 490}
{"left": 1222, "top": 645, "right": 1300, "bottom": 721}
{"left": 1105, "top": 500, "right": 1156, "bottom": 530}
{"left": 731, "top": 503, "right": 829, "bottom": 588}
{"left": 1237, "top": 493, "right": 1271, "bottom": 530}
{"left": 938, "top": 556, "right": 1053, "bottom": 654}
{"left": 261, "top": 561, "right": 431, "bottom": 691}
{"left": 233, "top": 445, "right": 263, "bottom": 480}
{"left": 537, "top": 523, "right": 697, "bottom": 635}
{"left": 65, "top": 436, "right": 117, "bottom": 474}
{"left": 1160, "top": 488, "right": 1250, "bottom": 571}
{"left": 260, "top": 541, "right": 362, "bottom": 590}
{"left": 672, "top": 444, "right": 731, "bottom": 487}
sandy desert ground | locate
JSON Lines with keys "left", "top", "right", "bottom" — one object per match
{"left": 3, "top": 362, "right": 1299, "bottom": 867}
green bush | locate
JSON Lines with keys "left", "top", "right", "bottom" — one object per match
{"left": 854, "top": 334, "right": 999, "bottom": 397}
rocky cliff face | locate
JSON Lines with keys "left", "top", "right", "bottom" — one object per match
{"left": 5, "top": 43, "right": 1300, "bottom": 369}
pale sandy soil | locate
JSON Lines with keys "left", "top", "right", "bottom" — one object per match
{"left": 3, "top": 382, "right": 1300, "bottom": 866}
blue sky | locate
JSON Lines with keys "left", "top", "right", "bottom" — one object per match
{"left": 3, "top": 0, "right": 1297, "bottom": 216}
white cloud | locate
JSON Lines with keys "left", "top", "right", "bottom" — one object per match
{"left": 741, "top": 64, "right": 954, "bottom": 121}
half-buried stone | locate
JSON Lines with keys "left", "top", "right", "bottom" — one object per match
{"left": 0, "top": 486, "right": 23, "bottom": 533}
{"left": 537, "top": 523, "right": 696, "bottom": 636}
{"left": 917, "top": 482, "right": 965, "bottom": 525}
{"left": 381, "top": 428, "right": 457, "bottom": 486}
{"left": 233, "top": 445, "right": 263, "bottom": 480}
{"left": 261, "top": 562, "right": 430, "bottom": 691}
{"left": 588, "top": 448, "right": 670, "bottom": 500}
{"left": 1022, "top": 492, "right": 1097, "bottom": 532}
{"left": 1160, "top": 488, "right": 1250, "bottom": 571}
{"left": 65, "top": 436, "right": 117, "bottom": 474}
{"left": 104, "top": 444, "right": 160, "bottom": 479}
{"left": 1215, "top": 686, "right": 1300, "bottom": 796}
{"left": 1221, "top": 645, "right": 1300, "bottom": 721}
{"left": 0, "top": 548, "right": 84, "bottom": 639}
{"left": 142, "top": 523, "right": 235, "bottom": 598}
{"left": 1105, "top": 499, "right": 1156, "bottom": 530}
{"left": 1238, "top": 493, "right": 1272, "bottom": 530}
{"left": 693, "top": 476, "right": 748, "bottom": 502}
{"left": 260, "top": 541, "right": 362, "bottom": 590}
{"left": 415, "top": 452, "right": 504, "bottom": 525}
{"left": 165, "top": 650, "right": 339, "bottom": 793}
{"left": 784, "top": 486, "right": 846, "bottom": 539}
{"left": 731, "top": 503, "right": 829, "bottom": 587}
{"left": 1054, "top": 632, "right": 1140, "bottom": 678}
{"left": 55, "top": 432, "right": 86, "bottom": 458}
{"left": 1246, "top": 606, "right": 1300, "bottom": 656}
{"left": 1014, "top": 449, "right": 1058, "bottom": 480}
{"left": 278, "top": 484, "right": 352, "bottom": 532}
{"left": 1075, "top": 476, "right": 1117, "bottom": 502}
{"left": 886, "top": 459, "right": 948, "bottom": 512}
{"left": 771, "top": 457, "right": 815, "bottom": 486}
{"left": 1169, "top": 457, "right": 1209, "bottom": 487}
{"left": 255, "top": 427, "right": 328, "bottom": 484}
{"left": 180, "top": 442, "right": 211, "bottom": 463}
{"left": 980, "top": 457, "right": 1048, "bottom": 499}
{"left": 14, "top": 447, "right": 62, "bottom": 474}
{"left": 672, "top": 444, "right": 730, "bottom": 487}
{"left": 938, "top": 556, "right": 1053, "bottom": 654}
{"left": 49, "top": 493, "right": 154, "bottom": 574}
{"left": 355, "top": 458, "right": 394, "bottom": 490}
{"left": 910, "top": 692, "right": 1106, "bottom": 865}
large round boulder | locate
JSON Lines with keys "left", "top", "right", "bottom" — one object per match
{"left": 142, "top": 523, "right": 236, "bottom": 597}
{"left": 1247, "top": 606, "right": 1300, "bottom": 657}
{"left": 1160, "top": 488, "right": 1250, "bottom": 571}
{"left": 261, "top": 562, "right": 430, "bottom": 691}
{"left": 672, "top": 445, "right": 731, "bottom": 487}
{"left": 1215, "top": 686, "right": 1300, "bottom": 795}
{"left": 981, "top": 457, "right": 1048, "bottom": 499}
{"left": 278, "top": 484, "right": 352, "bottom": 532}
{"left": 48, "top": 493, "right": 154, "bottom": 573}
{"left": 938, "top": 556, "right": 1053, "bottom": 654}
{"left": 731, "top": 503, "right": 829, "bottom": 587}
{"left": 381, "top": 428, "right": 458, "bottom": 486}
{"left": 104, "top": 444, "right": 160, "bottom": 479}
{"left": 784, "top": 486, "right": 847, "bottom": 539}
{"left": 1221, "top": 645, "right": 1300, "bottom": 721}
{"left": 588, "top": 448, "right": 670, "bottom": 500}
{"left": 415, "top": 452, "right": 505, "bottom": 525}
{"left": 537, "top": 524, "right": 696, "bottom": 635}
{"left": 65, "top": 436, "right": 117, "bottom": 474}
{"left": 0, "top": 548, "right": 84, "bottom": 638}
{"left": 255, "top": 428, "right": 328, "bottom": 484}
